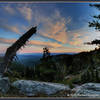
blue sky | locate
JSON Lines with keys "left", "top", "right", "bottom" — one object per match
{"left": 0, "top": 2, "right": 99, "bottom": 54}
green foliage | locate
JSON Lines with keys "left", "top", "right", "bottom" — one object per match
{"left": 4, "top": 71, "right": 22, "bottom": 82}
{"left": 0, "top": 57, "right": 3, "bottom": 63}
{"left": 11, "top": 62, "right": 25, "bottom": 72}
{"left": 68, "top": 81, "right": 74, "bottom": 89}
{"left": 35, "top": 56, "right": 68, "bottom": 82}
{"left": 34, "top": 48, "right": 100, "bottom": 84}
{"left": 4, "top": 61, "right": 38, "bottom": 81}
{"left": 4, "top": 46, "right": 100, "bottom": 85}
{"left": 80, "top": 67, "right": 100, "bottom": 84}
{"left": 0, "top": 86, "right": 25, "bottom": 97}
{"left": 95, "top": 69, "right": 99, "bottom": 82}
{"left": 35, "top": 59, "right": 56, "bottom": 82}
{"left": 71, "top": 76, "right": 81, "bottom": 84}
{"left": 89, "top": 4, "right": 100, "bottom": 31}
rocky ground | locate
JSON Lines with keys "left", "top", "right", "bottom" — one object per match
{"left": 1, "top": 75, "right": 100, "bottom": 97}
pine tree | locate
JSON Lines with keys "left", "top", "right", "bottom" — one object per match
{"left": 95, "top": 69, "right": 99, "bottom": 82}
{"left": 42, "top": 47, "right": 50, "bottom": 59}
{"left": 25, "top": 67, "right": 30, "bottom": 79}
{"left": 85, "top": 4, "right": 100, "bottom": 47}
{"left": 91, "top": 68, "right": 95, "bottom": 82}
{"left": 87, "top": 70, "right": 91, "bottom": 82}
{"left": 81, "top": 73, "right": 87, "bottom": 83}
{"left": 89, "top": 4, "right": 100, "bottom": 30}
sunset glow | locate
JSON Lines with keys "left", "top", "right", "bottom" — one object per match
{"left": 0, "top": 3, "right": 99, "bottom": 54}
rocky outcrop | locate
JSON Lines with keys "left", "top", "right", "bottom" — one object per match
{"left": 0, "top": 76, "right": 10, "bottom": 93}
{"left": 12, "top": 80, "right": 70, "bottom": 96}
{"left": 73, "top": 83, "right": 100, "bottom": 97}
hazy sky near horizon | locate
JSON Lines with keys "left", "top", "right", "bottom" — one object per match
{"left": 0, "top": 2, "right": 100, "bottom": 54}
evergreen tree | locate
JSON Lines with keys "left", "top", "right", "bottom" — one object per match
{"left": 42, "top": 47, "right": 50, "bottom": 59}
{"left": 25, "top": 67, "right": 30, "bottom": 79}
{"left": 81, "top": 73, "right": 87, "bottom": 83}
{"left": 91, "top": 68, "right": 95, "bottom": 82}
{"left": 95, "top": 69, "right": 99, "bottom": 82}
{"left": 86, "top": 70, "right": 91, "bottom": 82}
{"left": 89, "top": 4, "right": 100, "bottom": 31}
{"left": 85, "top": 4, "right": 100, "bottom": 47}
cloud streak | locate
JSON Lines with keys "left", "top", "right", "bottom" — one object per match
{"left": 0, "top": 38, "right": 16, "bottom": 44}
{"left": 0, "top": 18, "right": 20, "bottom": 34}
{"left": 0, "top": 5, "right": 70, "bottom": 45}
{"left": 0, "top": 3, "right": 97, "bottom": 53}
{"left": 17, "top": 6, "right": 32, "bottom": 22}
{"left": 69, "top": 33, "right": 89, "bottom": 46}
{"left": 35, "top": 10, "right": 70, "bottom": 44}
{"left": 0, "top": 37, "right": 62, "bottom": 49}
{"left": 4, "top": 6, "right": 15, "bottom": 14}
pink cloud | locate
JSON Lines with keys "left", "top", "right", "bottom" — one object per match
{"left": 69, "top": 33, "right": 89, "bottom": 46}
{"left": 38, "top": 10, "right": 70, "bottom": 44}
{"left": 0, "top": 37, "right": 62, "bottom": 49}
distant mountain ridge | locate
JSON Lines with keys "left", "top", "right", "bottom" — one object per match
{"left": 16, "top": 52, "right": 77, "bottom": 66}
{"left": 0, "top": 52, "right": 77, "bottom": 67}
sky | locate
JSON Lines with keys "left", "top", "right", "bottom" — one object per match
{"left": 0, "top": 2, "right": 100, "bottom": 54}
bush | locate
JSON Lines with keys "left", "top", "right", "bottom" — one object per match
{"left": 4, "top": 71, "right": 22, "bottom": 82}
{"left": 71, "top": 77, "right": 81, "bottom": 84}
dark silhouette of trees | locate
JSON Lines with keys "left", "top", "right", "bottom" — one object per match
{"left": 0, "top": 27, "right": 37, "bottom": 75}
{"left": 82, "top": 4, "right": 100, "bottom": 83}
{"left": 85, "top": 4, "right": 100, "bottom": 48}
{"left": 85, "top": 39, "right": 100, "bottom": 48}
{"left": 89, "top": 4, "right": 100, "bottom": 31}
{"left": 42, "top": 47, "right": 50, "bottom": 59}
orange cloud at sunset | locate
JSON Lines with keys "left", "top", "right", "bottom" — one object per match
{"left": 28, "top": 40, "right": 62, "bottom": 48}
{"left": 0, "top": 38, "right": 16, "bottom": 44}
{"left": 69, "top": 33, "right": 89, "bottom": 46}
{"left": 35, "top": 10, "right": 69, "bottom": 44}
{"left": 0, "top": 37, "right": 62, "bottom": 51}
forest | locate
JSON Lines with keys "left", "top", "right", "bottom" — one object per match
{"left": 0, "top": 3, "right": 100, "bottom": 97}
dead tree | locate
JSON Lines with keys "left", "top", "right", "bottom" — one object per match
{"left": 0, "top": 26, "right": 37, "bottom": 75}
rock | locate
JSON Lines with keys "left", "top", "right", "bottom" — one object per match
{"left": 73, "top": 83, "right": 100, "bottom": 97}
{"left": 12, "top": 80, "right": 70, "bottom": 96}
{"left": 0, "top": 76, "right": 10, "bottom": 93}
{"left": 65, "top": 75, "right": 74, "bottom": 80}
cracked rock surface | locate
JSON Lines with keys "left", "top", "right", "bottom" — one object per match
{"left": 73, "top": 83, "right": 100, "bottom": 97}
{"left": 12, "top": 80, "right": 70, "bottom": 96}
{"left": 0, "top": 76, "right": 10, "bottom": 94}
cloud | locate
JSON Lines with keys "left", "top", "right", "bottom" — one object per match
{"left": 0, "top": 37, "right": 83, "bottom": 53}
{"left": 0, "top": 37, "right": 62, "bottom": 49}
{"left": 0, "top": 44, "right": 8, "bottom": 53}
{"left": 0, "top": 5, "right": 70, "bottom": 44}
{"left": 30, "top": 10, "right": 70, "bottom": 44}
{"left": 0, "top": 38, "right": 16, "bottom": 44}
{"left": 28, "top": 40, "right": 62, "bottom": 48}
{"left": 8, "top": 26, "right": 20, "bottom": 34}
{"left": 14, "top": 8, "right": 70, "bottom": 44}
{"left": 69, "top": 33, "right": 89, "bottom": 46}
{"left": 4, "top": 6, "right": 15, "bottom": 14}
{"left": 66, "top": 16, "right": 72, "bottom": 24}
{"left": 17, "top": 6, "right": 32, "bottom": 22}
{"left": 38, "top": 10, "right": 70, "bottom": 44}
{"left": 0, "top": 5, "right": 73, "bottom": 53}
{"left": 0, "top": 23, "right": 20, "bottom": 34}
{"left": 51, "top": 46, "right": 83, "bottom": 53}
{"left": 0, "top": 37, "right": 95, "bottom": 54}
{"left": 39, "top": 18, "right": 68, "bottom": 44}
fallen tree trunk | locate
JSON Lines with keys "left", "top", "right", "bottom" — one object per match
{"left": 0, "top": 26, "right": 37, "bottom": 75}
